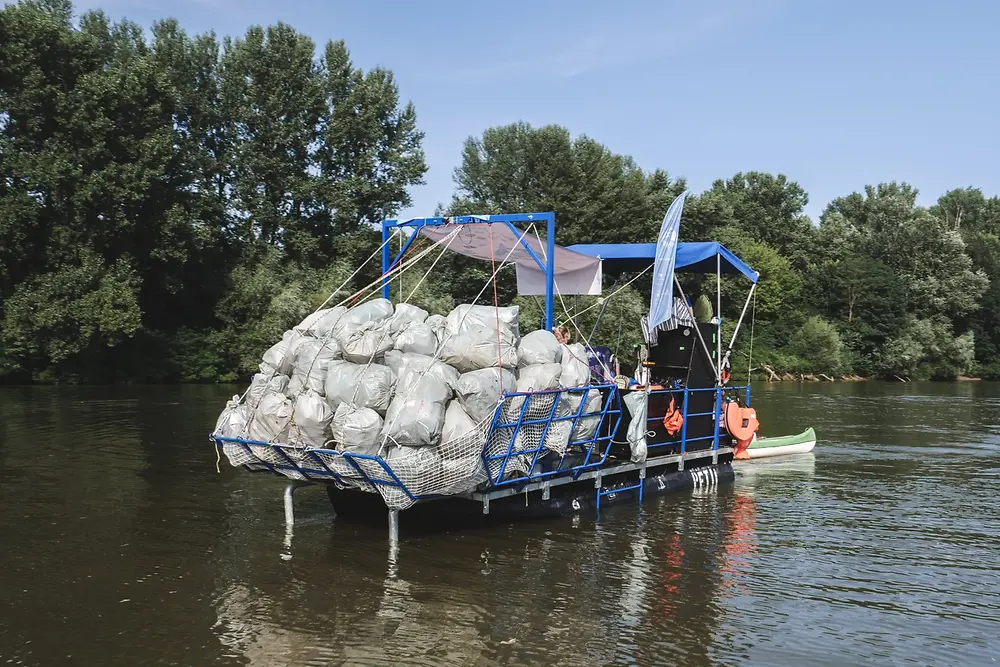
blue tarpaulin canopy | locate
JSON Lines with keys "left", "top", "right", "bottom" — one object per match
{"left": 567, "top": 242, "right": 759, "bottom": 283}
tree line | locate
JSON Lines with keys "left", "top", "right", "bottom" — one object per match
{"left": 2, "top": 1, "right": 997, "bottom": 383}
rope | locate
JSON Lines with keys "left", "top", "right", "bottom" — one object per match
{"left": 571, "top": 264, "right": 653, "bottom": 319}
{"left": 488, "top": 224, "right": 503, "bottom": 370}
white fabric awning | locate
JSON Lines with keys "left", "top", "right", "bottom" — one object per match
{"left": 418, "top": 223, "right": 602, "bottom": 296}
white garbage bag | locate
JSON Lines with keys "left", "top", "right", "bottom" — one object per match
{"left": 215, "top": 395, "right": 250, "bottom": 437}
{"left": 262, "top": 329, "right": 309, "bottom": 376}
{"left": 383, "top": 446, "right": 444, "bottom": 498}
{"left": 446, "top": 304, "right": 520, "bottom": 339}
{"left": 515, "top": 363, "right": 563, "bottom": 393}
{"left": 518, "top": 330, "right": 562, "bottom": 366}
{"left": 392, "top": 352, "right": 460, "bottom": 393}
{"left": 324, "top": 360, "right": 396, "bottom": 415}
{"left": 382, "top": 372, "right": 450, "bottom": 446}
{"left": 248, "top": 372, "right": 289, "bottom": 407}
{"left": 442, "top": 400, "right": 478, "bottom": 443}
{"left": 624, "top": 389, "right": 649, "bottom": 464}
{"left": 561, "top": 387, "right": 604, "bottom": 444}
{"left": 425, "top": 314, "right": 447, "bottom": 345}
{"left": 294, "top": 306, "right": 347, "bottom": 337}
{"left": 333, "top": 298, "right": 393, "bottom": 339}
{"left": 338, "top": 319, "right": 395, "bottom": 364}
{"left": 288, "top": 338, "right": 340, "bottom": 396}
{"left": 246, "top": 391, "right": 293, "bottom": 443}
{"left": 286, "top": 389, "right": 334, "bottom": 448}
{"left": 439, "top": 326, "right": 519, "bottom": 372}
{"left": 560, "top": 342, "right": 591, "bottom": 387}
{"left": 393, "top": 322, "right": 438, "bottom": 356}
{"left": 331, "top": 404, "right": 383, "bottom": 455}
{"left": 388, "top": 303, "right": 428, "bottom": 335}
{"left": 454, "top": 367, "right": 516, "bottom": 422}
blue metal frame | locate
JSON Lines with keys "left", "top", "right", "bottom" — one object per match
{"left": 381, "top": 212, "right": 557, "bottom": 329}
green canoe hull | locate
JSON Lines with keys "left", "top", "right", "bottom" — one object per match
{"left": 745, "top": 427, "right": 816, "bottom": 459}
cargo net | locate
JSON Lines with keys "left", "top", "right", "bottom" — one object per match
{"left": 484, "top": 386, "right": 605, "bottom": 483}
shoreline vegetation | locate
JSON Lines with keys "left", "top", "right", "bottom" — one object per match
{"left": 3, "top": 1, "right": 1000, "bottom": 386}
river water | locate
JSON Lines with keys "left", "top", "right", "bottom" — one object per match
{"left": 1, "top": 382, "right": 998, "bottom": 666}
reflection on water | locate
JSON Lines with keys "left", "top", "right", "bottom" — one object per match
{"left": 2, "top": 382, "right": 1000, "bottom": 666}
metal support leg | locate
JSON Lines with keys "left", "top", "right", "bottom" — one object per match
{"left": 388, "top": 510, "right": 399, "bottom": 544}
{"left": 284, "top": 483, "right": 298, "bottom": 527}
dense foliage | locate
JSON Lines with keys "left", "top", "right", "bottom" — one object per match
{"left": 2, "top": 2, "right": 996, "bottom": 383}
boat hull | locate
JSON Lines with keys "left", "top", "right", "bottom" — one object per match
{"left": 746, "top": 427, "right": 816, "bottom": 459}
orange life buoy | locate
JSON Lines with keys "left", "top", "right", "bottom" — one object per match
{"left": 724, "top": 401, "right": 759, "bottom": 459}
{"left": 663, "top": 396, "right": 684, "bottom": 436}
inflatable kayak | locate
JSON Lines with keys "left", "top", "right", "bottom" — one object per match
{"left": 745, "top": 427, "right": 816, "bottom": 459}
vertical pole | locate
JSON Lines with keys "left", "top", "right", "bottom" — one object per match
{"left": 716, "top": 253, "right": 722, "bottom": 377}
{"left": 283, "top": 483, "right": 296, "bottom": 527}
{"left": 679, "top": 388, "right": 689, "bottom": 471}
{"left": 388, "top": 509, "right": 399, "bottom": 544}
{"left": 746, "top": 383, "right": 751, "bottom": 406}
{"left": 712, "top": 386, "right": 722, "bottom": 458}
{"left": 545, "top": 213, "right": 556, "bottom": 330}
{"left": 381, "top": 222, "right": 392, "bottom": 300}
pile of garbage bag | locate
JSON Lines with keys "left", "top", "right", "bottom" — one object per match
{"left": 213, "top": 298, "right": 605, "bottom": 508}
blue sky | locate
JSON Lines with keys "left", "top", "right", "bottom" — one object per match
{"left": 71, "top": 0, "right": 999, "bottom": 223}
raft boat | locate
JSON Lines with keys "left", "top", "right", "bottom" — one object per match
{"left": 211, "top": 200, "right": 816, "bottom": 543}
{"left": 746, "top": 428, "right": 817, "bottom": 459}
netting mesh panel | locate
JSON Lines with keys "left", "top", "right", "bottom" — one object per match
{"left": 222, "top": 442, "right": 257, "bottom": 468}
{"left": 486, "top": 392, "right": 571, "bottom": 481}
{"left": 368, "top": 418, "right": 492, "bottom": 510}
{"left": 304, "top": 450, "right": 378, "bottom": 492}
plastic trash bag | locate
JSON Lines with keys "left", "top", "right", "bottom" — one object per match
{"left": 454, "top": 367, "right": 516, "bottom": 423}
{"left": 215, "top": 396, "right": 250, "bottom": 437}
{"left": 248, "top": 372, "right": 289, "bottom": 407}
{"left": 331, "top": 404, "right": 383, "bottom": 455}
{"left": 393, "top": 322, "right": 438, "bottom": 356}
{"left": 425, "top": 314, "right": 448, "bottom": 345}
{"left": 439, "top": 326, "right": 519, "bottom": 372}
{"left": 246, "top": 391, "right": 293, "bottom": 443}
{"left": 518, "top": 330, "right": 562, "bottom": 367}
{"left": 388, "top": 303, "right": 429, "bottom": 335}
{"left": 288, "top": 338, "right": 340, "bottom": 396}
{"left": 294, "top": 306, "right": 347, "bottom": 337}
{"left": 382, "top": 372, "right": 450, "bottom": 446}
{"left": 624, "top": 389, "right": 649, "bottom": 464}
{"left": 324, "top": 360, "right": 396, "bottom": 415}
{"left": 333, "top": 298, "right": 394, "bottom": 339}
{"left": 338, "top": 319, "right": 395, "bottom": 364}
{"left": 515, "top": 363, "right": 563, "bottom": 393}
{"left": 391, "top": 352, "right": 460, "bottom": 393}
{"left": 286, "top": 389, "right": 334, "bottom": 448}
{"left": 446, "top": 304, "right": 520, "bottom": 339}
{"left": 262, "top": 330, "right": 309, "bottom": 376}
{"left": 560, "top": 387, "right": 604, "bottom": 444}
{"left": 442, "top": 400, "right": 478, "bottom": 443}
{"left": 560, "top": 342, "right": 591, "bottom": 387}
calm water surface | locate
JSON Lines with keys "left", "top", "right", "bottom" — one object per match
{"left": 1, "top": 382, "right": 999, "bottom": 666}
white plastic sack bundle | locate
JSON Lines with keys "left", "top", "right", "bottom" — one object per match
{"left": 560, "top": 387, "right": 604, "bottom": 443}
{"left": 624, "top": 389, "right": 649, "bottom": 464}
{"left": 518, "top": 330, "right": 562, "bottom": 366}
{"left": 333, "top": 298, "right": 393, "bottom": 339}
{"left": 393, "top": 322, "right": 438, "bottom": 356}
{"left": 331, "top": 403, "right": 383, "bottom": 455}
{"left": 446, "top": 304, "right": 520, "bottom": 339}
{"left": 515, "top": 363, "right": 563, "bottom": 393}
{"left": 455, "top": 367, "right": 516, "bottom": 422}
{"left": 382, "top": 371, "right": 450, "bottom": 446}
{"left": 294, "top": 306, "right": 347, "bottom": 337}
{"left": 248, "top": 372, "right": 289, "bottom": 407}
{"left": 392, "top": 352, "right": 461, "bottom": 393}
{"left": 262, "top": 330, "right": 309, "bottom": 376}
{"left": 388, "top": 303, "right": 428, "bottom": 335}
{"left": 324, "top": 360, "right": 396, "bottom": 414}
{"left": 288, "top": 338, "right": 340, "bottom": 396}
{"left": 286, "top": 390, "right": 334, "bottom": 448}
{"left": 439, "top": 326, "right": 519, "bottom": 372}
{"left": 425, "top": 314, "right": 448, "bottom": 345}
{"left": 442, "top": 400, "right": 478, "bottom": 443}
{"left": 339, "top": 319, "right": 394, "bottom": 364}
{"left": 383, "top": 446, "right": 444, "bottom": 499}
{"left": 215, "top": 396, "right": 250, "bottom": 437}
{"left": 246, "top": 391, "right": 293, "bottom": 443}
{"left": 560, "top": 343, "right": 591, "bottom": 388}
